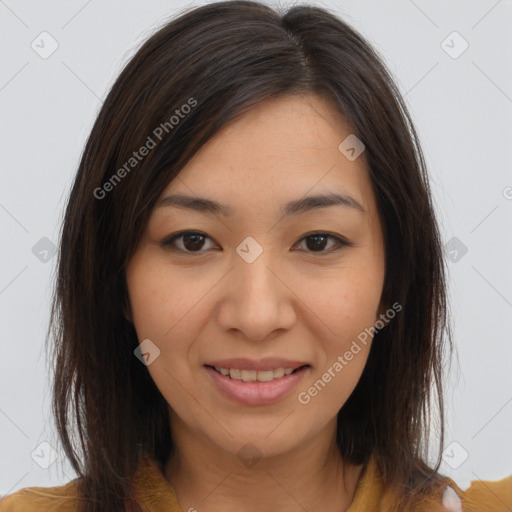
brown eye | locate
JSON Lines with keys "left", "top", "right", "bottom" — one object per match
{"left": 304, "top": 234, "right": 329, "bottom": 252}
{"left": 181, "top": 233, "right": 206, "bottom": 251}
{"left": 295, "top": 233, "right": 350, "bottom": 254}
{"left": 160, "top": 231, "right": 351, "bottom": 256}
{"left": 160, "top": 231, "right": 217, "bottom": 253}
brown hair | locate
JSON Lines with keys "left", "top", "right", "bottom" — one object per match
{"left": 46, "top": 1, "right": 454, "bottom": 510}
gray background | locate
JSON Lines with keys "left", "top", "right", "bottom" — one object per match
{"left": 1, "top": 0, "right": 511, "bottom": 497}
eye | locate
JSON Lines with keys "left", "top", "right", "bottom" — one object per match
{"left": 159, "top": 230, "right": 352, "bottom": 255}
{"left": 160, "top": 231, "right": 218, "bottom": 253}
{"left": 294, "top": 232, "right": 351, "bottom": 254}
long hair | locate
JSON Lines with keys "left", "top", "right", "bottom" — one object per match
{"left": 45, "top": 1, "right": 454, "bottom": 510}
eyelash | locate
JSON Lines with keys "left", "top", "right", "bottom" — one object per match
{"left": 159, "top": 230, "right": 353, "bottom": 256}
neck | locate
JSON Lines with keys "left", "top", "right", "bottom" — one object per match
{"left": 164, "top": 414, "right": 364, "bottom": 512}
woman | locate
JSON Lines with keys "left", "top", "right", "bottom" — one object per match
{"left": 2, "top": 1, "right": 510, "bottom": 511}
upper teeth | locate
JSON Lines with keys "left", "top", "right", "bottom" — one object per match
{"left": 215, "top": 367, "right": 296, "bottom": 382}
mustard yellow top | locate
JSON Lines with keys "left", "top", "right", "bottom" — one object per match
{"left": 1, "top": 453, "right": 511, "bottom": 511}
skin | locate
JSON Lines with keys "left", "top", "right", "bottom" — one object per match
{"left": 125, "top": 94, "right": 386, "bottom": 511}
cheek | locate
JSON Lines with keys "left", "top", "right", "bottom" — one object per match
{"left": 296, "top": 260, "right": 382, "bottom": 409}
{"left": 127, "top": 272, "right": 169, "bottom": 337}
{"left": 303, "top": 266, "right": 383, "bottom": 343}
{"left": 297, "top": 282, "right": 376, "bottom": 416}
{"left": 126, "top": 255, "right": 203, "bottom": 413}
{"left": 126, "top": 253, "right": 206, "bottom": 339}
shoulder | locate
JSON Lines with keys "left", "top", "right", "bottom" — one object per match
{"left": 0, "top": 480, "right": 83, "bottom": 512}
{"left": 441, "top": 474, "right": 512, "bottom": 512}
{"left": 358, "top": 455, "right": 512, "bottom": 512}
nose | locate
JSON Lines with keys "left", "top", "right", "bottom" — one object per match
{"left": 216, "top": 249, "right": 296, "bottom": 342}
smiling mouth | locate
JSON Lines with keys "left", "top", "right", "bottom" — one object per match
{"left": 205, "top": 364, "right": 310, "bottom": 383}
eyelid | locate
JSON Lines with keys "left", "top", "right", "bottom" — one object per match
{"left": 295, "top": 231, "right": 354, "bottom": 253}
{"left": 159, "top": 230, "right": 218, "bottom": 255}
{"left": 160, "top": 230, "right": 353, "bottom": 254}
{"left": 160, "top": 230, "right": 218, "bottom": 251}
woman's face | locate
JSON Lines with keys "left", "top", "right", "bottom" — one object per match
{"left": 126, "top": 94, "right": 386, "bottom": 459}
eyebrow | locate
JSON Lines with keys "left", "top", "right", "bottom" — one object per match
{"left": 157, "top": 192, "right": 365, "bottom": 217}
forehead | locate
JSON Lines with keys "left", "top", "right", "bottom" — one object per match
{"left": 158, "top": 94, "right": 374, "bottom": 217}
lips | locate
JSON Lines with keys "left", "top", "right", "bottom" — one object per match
{"left": 204, "top": 363, "right": 311, "bottom": 405}
{"left": 204, "top": 357, "right": 309, "bottom": 372}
